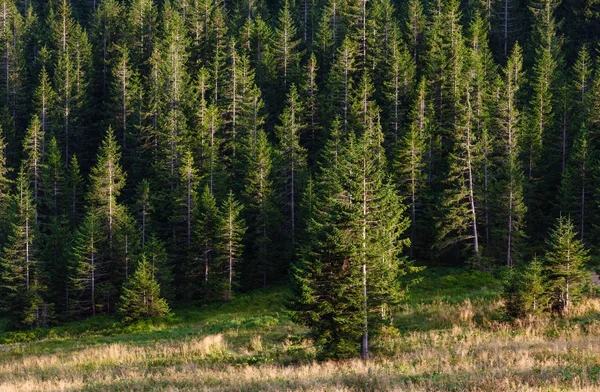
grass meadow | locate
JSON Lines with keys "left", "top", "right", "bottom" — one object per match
{"left": 1, "top": 267, "right": 600, "bottom": 391}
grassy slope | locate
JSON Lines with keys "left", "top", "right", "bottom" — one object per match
{"left": 0, "top": 268, "right": 599, "bottom": 391}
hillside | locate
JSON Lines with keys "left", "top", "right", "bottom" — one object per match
{"left": 1, "top": 268, "right": 599, "bottom": 391}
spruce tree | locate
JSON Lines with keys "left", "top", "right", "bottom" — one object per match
{"left": 86, "top": 127, "right": 127, "bottom": 311}
{"left": 0, "top": 132, "right": 10, "bottom": 245}
{"left": 70, "top": 209, "right": 104, "bottom": 318}
{"left": 436, "top": 79, "right": 483, "bottom": 262}
{"left": 243, "top": 129, "right": 276, "bottom": 286}
{"left": 382, "top": 28, "right": 415, "bottom": 144}
{"left": 0, "top": 0, "right": 24, "bottom": 127}
{"left": 0, "top": 167, "right": 51, "bottom": 328}
{"left": 192, "top": 185, "right": 220, "bottom": 300}
{"left": 173, "top": 150, "right": 199, "bottom": 270}
{"left": 32, "top": 66, "right": 57, "bottom": 137}
{"left": 134, "top": 179, "right": 153, "bottom": 248}
{"left": 270, "top": 0, "right": 303, "bottom": 102}
{"left": 126, "top": 0, "right": 157, "bottom": 69}
{"left": 403, "top": 0, "right": 425, "bottom": 61}
{"left": 110, "top": 45, "right": 141, "bottom": 152}
{"left": 143, "top": 234, "right": 174, "bottom": 301}
{"left": 22, "top": 115, "right": 44, "bottom": 203}
{"left": 394, "top": 79, "right": 430, "bottom": 258}
{"left": 559, "top": 125, "right": 596, "bottom": 242}
{"left": 293, "top": 128, "right": 412, "bottom": 360}
{"left": 326, "top": 37, "right": 357, "bottom": 133}
{"left": 118, "top": 255, "right": 169, "bottom": 322}
{"left": 543, "top": 216, "right": 590, "bottom": 315}
{"left": 275, "top": 85, "right": 307, "bottom": 250}
{"left": 216, "top": 190, "right": 246, "bottom": 301}
{"left": 571, "top": 45, "right": 592, "bottom": 142}
{"left": 496, "top": 44, "right": 527, "bottom": 266}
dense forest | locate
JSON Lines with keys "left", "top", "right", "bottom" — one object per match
{"left": 0, "top": 0, "right": 598, "bottom": 359}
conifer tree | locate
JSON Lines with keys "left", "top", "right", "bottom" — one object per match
{"left": 143, "top": 234, "right": 173, "bottom": 301}
{"left": 496, "top": 44, "right": 526, "bottom": 266}
{"left": 436, "top": 81, "right": 483, "bottom": 262}
{"left": 271, "top": 0, "right": 302, "bottom": 99}
{"left": 525, "top": 0, "right": 561, "bottom": 181}
{"left": 39, "top": 137, "right": 70, "bottom": 312}
{"left": 118, "top": 255, "right": 169, "bottom": 322}
{"left": 22, "top": 114, "right": 44, "bottom": 203}
{"left": 315, "top": 0, "right": 344, "bottom": 68}
{"left": 275, "top": 85, "right": 307, "bottom": 249}
{"left": 70, "top": 209, "right": 104, "bottom": 318}
{"left": 559, "top": 125, "right": 595, "bottom": 242}
{"left": 0, "top": 132, "right": 9, "bottom": 244}
{"left": 382, "top": 28, "right": 415, "bottom": 144}
{"left": 0, "top": 167, "right": 51, "bottom": 328}
{"left": 491, "top": 0, "right": 522, "bottom": 57}
{"left": 300, "top": 53, "right": 321, "bottom": 162}
{"left": 243, "top": 129, "right": 276, "bottom": 286}
{"left": 0, "top": 0, "right": 24, "bottom": 126}
{"left": 207, "top": 4, "right": 228, "bottom": 105}
{"left": 66, "top": 154, "right": 84, "bottom": 228}
{"left": 192, "top": 185, "right": 220, "bottom": 299}
{"left": 126, "top": 0, "right": 157, "bottom": 69}
{"left": 32, "top": 66, "right": 56, "bottom": 137}
{"left": 404, "top": 0, "right": 425, "bottom": 62}
{"left": 40, "top": 137, "right": 64, "bottom": 216}
{"left": 155, "top": 3, "right": 190, "bottom": 195}
{"left": 134, "top": 179, "right": 153, "bottom": 248}
{"left": 217, "top": 190, "right": 246, "bottom": 301}
{"left": 90, "top": 0, "right": 125, "bottom": 102}
{"left": 293, "top": 129, "right": 411, "bottom": 360}
{"left": 205, "top": 104, "right": 224, "bottom": 195}
{"left": 88, "top": 127, "right": 126, "bottom": 252}
{"left": 86, "top": 127, "right": 127, "bottom": 311}
{"left": 571, "top": 45, "right": 592, "bottom": 141}
{"left": 394, "top": 79, "right": 429, "bottom": 258}
{"left": 50, "top": 0, "right": 90, "bottom": 165}
{"left": 110, "top": 45, "right": 141, "bottom": 151}
{"left": 425, "top": 0, "right": 465, "bottom": 133}
{"left": 502, "top": 256, "right": 545, "bottom": 318}
{"left": 173, "top": 150, "right": 199, "bottom": 266}
{"left": 543, "top": 216, "right": 590, "bottom": 315}
{"left": 326, "top": 37, "right": 357, "bottom": 133}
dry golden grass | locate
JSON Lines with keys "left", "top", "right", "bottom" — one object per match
{"left": 1, "top": 295, "right": 599, "bottom": 391}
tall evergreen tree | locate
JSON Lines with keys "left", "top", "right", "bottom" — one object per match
{"left": 70, "top": 209, "right": 104, "bottom": 318}
{"left": 496, "top": 44, "right": 527, "bottom": 266}
{"left": 86, "top": 127, "right": 127, "bottom": 311}
{"left": 293, "top": 129, "right": 411, "bottom": 360}
{"left": 275, "top": 85, "right": 307, "bottom": 250}
{"left": 270, "top": 0, "right": 302, "bottom": 102}
{"left": 559, "top": 125, "right": 596, "bottom": 242}
{"left": 436, "top": 79, "right": 483, "bottom": 262}
{"left": 394, "top": 79, "right": 430, "bottom": 258}
{"left": 0, "top": 167, "right": 51, "bottom": 328}
{"left": 191, "top": 185, "right": 220, "bottom": 300}
{"left": 543, "top": 216, "right": 590, "bottom": 315}
{"left": 22, "top": 114, "right": 44, "bottom": 203}
{"left": 243, "top": 129, "right": 276, "bottom": 286}
{"left": 216, "top": 190, "right": 246, "bottom": 301}
{"left": 110, "top": 45, "right": 141, "bottom": 153}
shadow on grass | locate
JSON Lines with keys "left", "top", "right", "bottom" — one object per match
{"left": 0, "top": 285, "right": 300, "bottom": 357}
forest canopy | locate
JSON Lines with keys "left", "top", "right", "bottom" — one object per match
{"left": 0, "top": 0, "right": 598, "bottom": 359}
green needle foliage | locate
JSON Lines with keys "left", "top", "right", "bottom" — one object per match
{"left": 119, "top": 255, "right": 170, "bottom": 323}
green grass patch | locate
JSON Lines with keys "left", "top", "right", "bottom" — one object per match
{"left": 406, "top": 266, "right": 502, "bottom": 304}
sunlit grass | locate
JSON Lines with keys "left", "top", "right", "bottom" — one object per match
{"left": 1, "top": 269, "right": 599, "bottom": 391}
